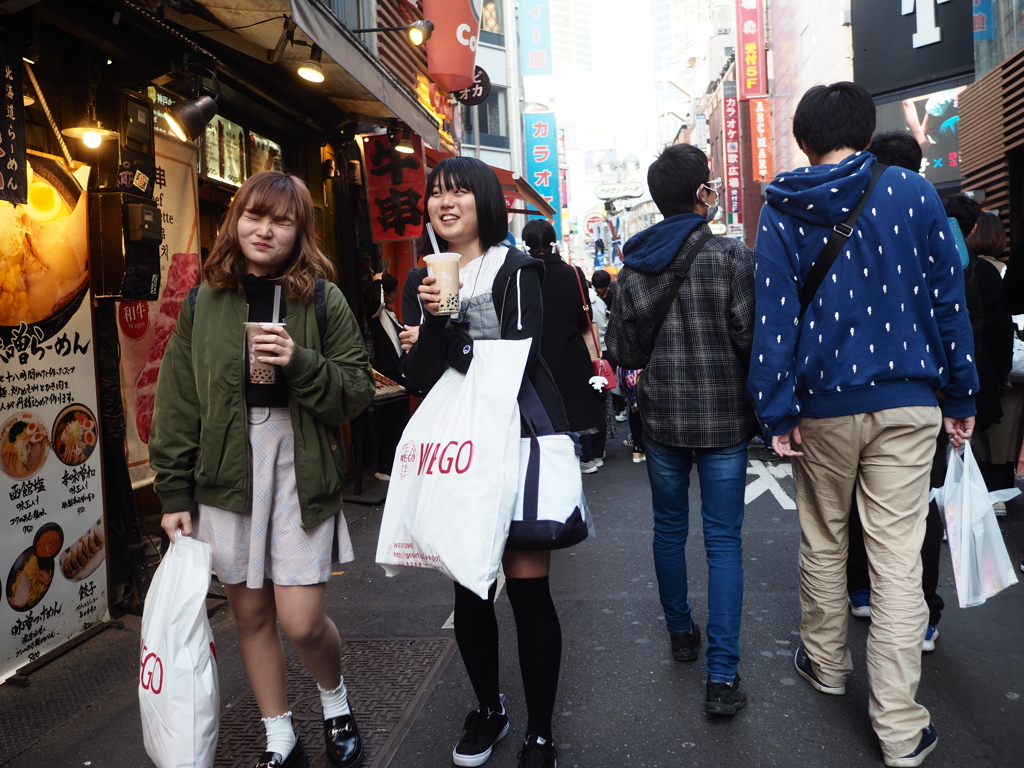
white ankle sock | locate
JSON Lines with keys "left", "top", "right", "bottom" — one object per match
{"left": 262, "top": 711, "right": 296, "bottom": 758}
{"left": 318, "top": 678, "right": 351, "bottom": 719}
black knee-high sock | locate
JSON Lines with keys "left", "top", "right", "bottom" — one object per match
{"left": 453, "top": 581, "right": 501, "bottom": 713}
{"left": 505, "top": 576, "right": 561, "bottom": 741}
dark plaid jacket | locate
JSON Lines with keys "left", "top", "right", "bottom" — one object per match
{"left": 606, "top": 224, "right": 757, "bottom": 448}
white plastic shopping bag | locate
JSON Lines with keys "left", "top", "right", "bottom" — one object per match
{"left": 931, "top": 442, "right": 1019, "bottom": 608}
{"left": 139, "top": 534, "right": 220, "bottom": 768}
{"left": 376, "top": 339, "right": 530, "bottom": 598}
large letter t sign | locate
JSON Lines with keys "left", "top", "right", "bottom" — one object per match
{"left": 902, "top": 0, "right": 953, "bottom": 48}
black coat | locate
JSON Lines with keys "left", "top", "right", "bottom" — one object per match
{"left": 534, "top": 251, "right": 602, "bottom": 433}
{"left": 401, "top": 247, "right": 569, "bottom": 432}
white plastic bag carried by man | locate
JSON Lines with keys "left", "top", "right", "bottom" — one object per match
{"left": 376, "top": 339, "right": 530, "bottom": 599}
{"left": 139, "top": 534, "right": 220, "bottom": 767}
{"left": 932, "top": 441, "right": 1019, "bottom": 608}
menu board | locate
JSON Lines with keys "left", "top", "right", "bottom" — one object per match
{"left": 118, "top": 134, "right": 201, "bottom": 488}
{"left": 200, "top": 114, "right": 246, "bottom": 187}
{"left": 248, "top": 131, "right": 283, "bottom": 177}
{"left": 0, "top": 156, "right": 107, "bottom": 682}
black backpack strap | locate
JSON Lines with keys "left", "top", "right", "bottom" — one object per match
{"left": 798, "top": 162, "right": 888, "bottom": 320}
{"left": 650, "top": 232, "right": 714, "bottom": 344}
{"left": 314, "top": 279, "right": 327, "bottom": 345}
{"left": 188, "top": 284, "right": 199, "bottom": 319}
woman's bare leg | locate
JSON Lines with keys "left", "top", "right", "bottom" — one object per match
{"left": 224, "top": 581, "right": 288, "bottom": 717}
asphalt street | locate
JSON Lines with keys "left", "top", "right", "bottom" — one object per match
{"left": 2, "top": 435, "right": 1022, "bottom": 767}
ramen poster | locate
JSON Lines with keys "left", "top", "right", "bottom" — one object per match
{"left": 0, "top": 153, "right": 107, "bottom": 682}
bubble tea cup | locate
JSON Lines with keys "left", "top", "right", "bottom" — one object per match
{"left": 424, "top": 254, "right": 461, "bottom": 316}
{"left": 244, "top": 322, "right": 286, "bottom": 383}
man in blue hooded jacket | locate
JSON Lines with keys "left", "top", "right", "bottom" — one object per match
{"left": 748, "top": 82, "right": 977, "bottom": 768}
{"left": 606, "top": 143, "right": 755, "bottom": 716}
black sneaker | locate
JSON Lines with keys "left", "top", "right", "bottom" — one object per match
{"left": 517, "top": 735, "right": 557, "bottom": 768}
{"left": 793, "top": 643, "right": 845, "bottom": 695}
{"left": 883, "top": 724, "right": 938, "bottom": 767}
{"left": 452, "top": 705, "right": 510, "bottom": 767}
{"left": 670, "top": 622, "right": 701, "bottom": 662}
{"left": 704, "top": 674, "right": 748, "bottom": 716}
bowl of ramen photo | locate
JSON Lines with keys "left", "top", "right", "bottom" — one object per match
{"left": 52, "top": 404, "right": 97, "bottom": 466}
{"left": 1, "top": 411, "right": 49, "bottom": 479}
{"left": 0, "top": 154, "right": 90, "bottom": 348}
{"left": 6, "top": 545, "right": 56, "bottom": 612}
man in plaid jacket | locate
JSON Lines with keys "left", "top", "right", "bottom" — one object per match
{"left": 606, "top": 143, "right": 756, "bottom": 716}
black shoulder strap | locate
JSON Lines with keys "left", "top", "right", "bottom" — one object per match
{"left": 188, "top": 284, "right": 199, "bottom": 319}
{"left": 798, "top": 163, "right": 888, "bottom": 320}
{"left": 314, "top": 279, "right": 327, "bottom": 344}
{"left": 650, "top": 232, "right": 714, "bottom": 344}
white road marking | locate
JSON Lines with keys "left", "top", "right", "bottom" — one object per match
{"left": 442, "top": 568, "right": 506, "bottom": 629}
{"left": 745, "top": 460, "right": 796, "bottom": 509}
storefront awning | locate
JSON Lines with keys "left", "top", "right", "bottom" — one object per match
{"left": 174, "top": 1, "right": 441, "bottom": 147}
{"left": 424, "top": 148, "right": 556, "bottom": 220}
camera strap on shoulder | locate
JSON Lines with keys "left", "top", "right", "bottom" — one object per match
{"left": 797, "top": 162, "right": 888, "bottom": 321}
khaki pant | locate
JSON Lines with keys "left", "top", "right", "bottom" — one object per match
{"left": 792, "top": 406, "right": 941, "bottom": 759}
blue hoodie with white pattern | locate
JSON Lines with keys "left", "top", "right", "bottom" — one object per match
{"left": 748, "top": 151, "right": 978, "bottom": 436}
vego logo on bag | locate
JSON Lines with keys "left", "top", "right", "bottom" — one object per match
{"left": 398, "top": 440, "right": 474, "bottom": 479}
{"left": 139, "top": 639, "right": 164, "bottom": 694}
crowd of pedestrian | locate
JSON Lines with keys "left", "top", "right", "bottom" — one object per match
{"left": 148, "top": 82, "right": 1020, "bottom": 768}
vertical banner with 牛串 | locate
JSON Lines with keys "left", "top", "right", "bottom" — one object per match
{"left": 0, "top": 40, "right": 28, "bottom": 205}
{"left": 519, "top": 0, "right": 553, "bottom": 76}
{"left": 361, "top": 134, "right": 426, "bottom": 243}
{"left": 749, "top": 98, "right": 774, "bottom": 183}
{"left": 1, "top": 155, "right": 107, "bottom": 682}
{"left": 118, "top": 134, "right": 201, "bottom": 488}
{"left": 524, "top": 113, "right": 561, "bottom": 238}
{"left": 736, "top": 0, "right": 767, "bottom": 100}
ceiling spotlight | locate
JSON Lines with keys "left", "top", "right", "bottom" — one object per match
{"left": 407, "top": 20, "right": 434, "bottom": 46}
{"left": 61, "top": 95, "right": 118, "bottom": 148}
{"left": 166, "top": 94, "right": 218, "bottom": 142}
{"left": 297, "top": 45, "right": 325, "bottom": 83}
{"left": 394, "top": 137, "right": 415, "bottom": 154}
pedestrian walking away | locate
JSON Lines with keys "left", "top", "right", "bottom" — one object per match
{"left": 522, "top": 218, "right": 605, "bottom": 474}
{"left": 606, "top": 142, "right": 756, "bottom": 716}
{"left": 149, "top": 171, "right": 376, "bottom": 768}
{"left": 402, "top": 156, "right": 572, "bottom": 768}
{"left": 748, "top": 82, "right": 978, "bottom": 768}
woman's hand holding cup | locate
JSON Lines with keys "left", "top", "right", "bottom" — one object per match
{"left": 417, "top": 275, "right": 443, "bottom": 316}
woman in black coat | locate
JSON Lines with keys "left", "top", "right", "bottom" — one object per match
{"left": 522, "top": 219, "right": 604, "bottom": 471}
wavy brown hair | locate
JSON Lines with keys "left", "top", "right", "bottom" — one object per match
{"left": 204, "top": 171, "right": 336, "bottom": 303}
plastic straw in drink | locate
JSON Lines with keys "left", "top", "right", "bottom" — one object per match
{"left": 272, "top": 285, "right": 282, "bottom": 324}
{"left": 426, "top": 223, "right": 441, "bottom": 255}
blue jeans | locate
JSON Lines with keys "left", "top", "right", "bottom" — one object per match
{"left": 645, "top": 436, "right": 747, "bottom": 683}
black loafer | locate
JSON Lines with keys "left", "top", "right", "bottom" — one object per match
{"left": 325, "top": 714, "right": 364, "bottom": 768}
{"left": 254, "top": 738, "right": 310, "bottom": 768}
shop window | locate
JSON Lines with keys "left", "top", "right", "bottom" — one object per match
{"left": 461, "top": 86, "right": 509, "bottom": 149}
{"left": 481, "top": 0, "right": 504, "bottom": 46}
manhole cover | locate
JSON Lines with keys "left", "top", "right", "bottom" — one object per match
{"left": 215, "top": 637, "right": 455, "bottom": 768}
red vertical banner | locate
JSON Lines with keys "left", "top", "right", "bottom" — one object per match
{"left": 724, "top": 95, "right": 743, "bottom": 218}
{"left": 362, "top": 134, "right": 427, "bottom": 243}
{"left": 748, "top": 98, "right": 774, "bottom": 183}
{"left": 736, "top": 0, "right": 767, "bottom": 100}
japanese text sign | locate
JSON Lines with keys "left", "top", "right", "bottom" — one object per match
{"left": 524, "top": 113, "right": 561, "bottom": 238}
{"left": 748, "top": 98, "right": 774, "bottom": 183}
{"left": 362, "top": 134, "right": 426, "bottom": 243}
{"left": 973, "top": 0, "right": 995, "bottom": 41}
{"left": 0, "top": 42, "right": 28, "bottom": 205}
{"left": 736, "top": 0, "right": 767, "bottom": 99}
{"left": 423, "top": 0, "right": 482, "bottom": 92}
{"left": 519, "top": 0, "right": 553, "bottom": 76}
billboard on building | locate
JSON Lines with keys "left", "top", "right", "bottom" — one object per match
{"left": 519, "top": 0, "right": 553, "bottom": 76}
{"left": 875, "top": 86, "right": 966, "bottom": 186}
{"left": 524, "top": 113, "right": 561, "bottom": 238}
{"left": 748, "top": 98, "right": 774, "bottom": 183}
{"left": 736, "top": 0, "right": 767, "bottom": 99}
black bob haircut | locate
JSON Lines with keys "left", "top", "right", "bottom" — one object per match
{"left": 793, "top": 82, "right": 876, "bottom": 158}
{"left": 591, "top": 269, "right": 611, "bottom": 289}
{"left": 869, "top": 131, "right": 923, "bottom": 174}
{"left": 522, "top": 218, "right": 558, "bottom": 257}
{"left": 647, "top": 143, "right": 709, "bottom": 219}
{"left": 943, "top": 193, "right": 982, "bottom": 238}
{"left": 419, "top": 156, "right": 508, "bottom": 255}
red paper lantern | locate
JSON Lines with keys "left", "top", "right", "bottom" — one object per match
{"left": 423, "top": 0, "right": 481, "bottom": 93}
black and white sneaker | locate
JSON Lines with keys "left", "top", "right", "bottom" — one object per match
{"left": 883, "top": 723, "right": 938, "bottom": 767}
{"left": 517, "top": 735, "right": 557, "bottom": 768}
{"left": 452, "top": 703, "right": 509, "bottom": 767}
{"left": 794, "top": 643, "right": 846, "bottom": 695}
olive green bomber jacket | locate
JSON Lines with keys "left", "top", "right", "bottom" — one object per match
{"left": 149, "top": 281, "right": 375, "bottom": 530}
